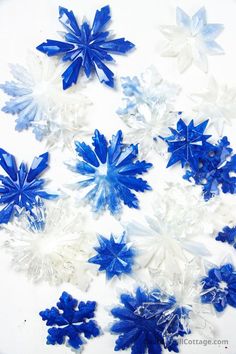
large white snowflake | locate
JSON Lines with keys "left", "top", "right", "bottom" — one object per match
{"left": 117, "top": 67, "right": 181, "bottom": 158}
{"left": 0, "top": 53, "right": 91, "bottom": 149}
{"left": 3, "top": 199, "right": 96, "bottom": 289}
{"left": 192, "top": 77, "right": 236, "bottom": 134}
{"left": 160, "top": 7, "right": 224, "bottom": 73}
{"left": 124, "top": 183, "right": 236, "bottom": 282}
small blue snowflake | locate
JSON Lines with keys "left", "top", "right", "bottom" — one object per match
{"left": 201, "top": 263, "right": 236, "bottom": 312}
{"left": 88, "top": 233, "right": 135, "bottom": 279}
{"left": 111, "top": 287, "right": 190, "bottom": 354}
{"left": 162, "top": 117, "right": 211, "bottom": 169}
{"left": 0, "top": 149, "right": 57, "bottom": 224}
{"left": 184, "top": 136, "right": 236, "bottom": 200}
{"left": 37, "top": 5, "right": 134, "bottom": 89}
{"left": 40, "top": 291, "right": 100, "bottom": 350}
{"left": 216, "top": 226, "right": 236, "bottom": 249}
{"left": 69, "top": 129, "right": 152, "bottom": 214}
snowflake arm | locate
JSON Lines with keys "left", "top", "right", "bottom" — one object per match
{"left": 37, "top": 5, "right": 134, "bottom": 89}
{"left": 88, "top": 233, "right": 135, "bottom": 279}
{"left": 0, "top": 149, "right": 57, "bottom": 224}
{"left": 216, "top": 226, "right": 236, "bottom": 249}
{"left": 40, "top": 292, "right": 100, "bottom": 350}
{"left": 69, "top": 129, "right": 152, "bottom": 215}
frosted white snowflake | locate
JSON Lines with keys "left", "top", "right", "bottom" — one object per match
{"left": 124, "top": 183, "right": 236, "bottom": 281}
{"left": 117, "top": 67, "right": 181, "bottom": 158}
{"left": 3, "top": 199, "right": 96, "bottom": 289}
{"left": 192, "top": 77, "right": 236, "bottom": 134}
{"left": 0, "top": 53, "right": 91, "bottom": 149}
{"left": 160, "top": 7, "right": 224, "bottom": 73}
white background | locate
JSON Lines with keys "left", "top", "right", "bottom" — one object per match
{"left": 0, "top": 0, "right": 236, "bottom": 353}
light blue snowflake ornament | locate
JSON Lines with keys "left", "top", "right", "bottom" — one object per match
{"left": 160, "top": 7, "right": 224, "bottom": 73}
{"left": 69, "top": 130, "right": 152, "bottom": 215}
{"left": 88, "top": 233, "right": 135, "bottom": 279}
{"left": 0, "top": 149, "right": 57, "bottom": 224}
{"left": 111, "top": 287, "right": 190, "bottom": 354}
{"left": 37, "top": 5, "right": 135, "bottom": 89}
{"left": 40, "top": 291, "right": 100, "bottom": 350}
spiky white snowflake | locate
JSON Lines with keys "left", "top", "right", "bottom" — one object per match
{"left": 3, "top": 199, "right": 96, "bottom": 289}
{"left": 124, "top": 183, "right": 236, "bottom": 281}
{"left": 0, "top": 53, "right": 91, "bottom": 149}
{"left": 117, "top": 67, "right": 181, "bottom": 158}
{"left": 160, "top": 7, "right": 224, "bottom": 73}
{"left": 192, "top": 77, "right": 236, "bottom": 134}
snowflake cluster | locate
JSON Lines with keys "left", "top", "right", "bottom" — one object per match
{"left": 162, "top": 116, "right": 236, "bottom": 200}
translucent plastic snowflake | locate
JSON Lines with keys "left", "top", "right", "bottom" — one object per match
{"left": 40, "top": 291, "right": 100, "bottom": 350}
{"left": 0, "top": 149, "right": 57, "bottom": 224}
{"left": 162, "top": 117, "right": 211, "bottom": 169}
{"left": 37, "top": 5, "right": 134, "bottom": 89}
{"left": 160, "top": 7, "right": 224, "bottom": 73}
{"left": 4, "top": 199, "right": 95, "bottom": 289}
{"left": 111, "top": 287, "right": 190, "bottom": 354}
{"left": 201, "top": 263, "right": 236, "bottom": 312}
{"left": 216, "top": 226, "right": 236, "bottom": 249}
{"left": 124, "top": 184, "right": 210, "bottom": 282}
{"left": 117, "top": 67, "right": 181, "bottom": 158}
{"left": 0, "top": 54, "right": 91, "bottom": 147}
{"left": 192, "top": 77, "right": 236, "bottom": 134}
{"left": 69, "top": 129, "right": 152, "bottom": 215}
{"left": 184, "top": 136, "right": 236, "bottom": 200}
{"left": 88, "top": 233, "right": 135, "bottom": 279}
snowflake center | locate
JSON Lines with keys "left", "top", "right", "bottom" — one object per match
{"left": 96, "top": 163, "right": 108, "bottom": 177}
{"left": 219, "top": 281, "right": 228, "bottom": 291}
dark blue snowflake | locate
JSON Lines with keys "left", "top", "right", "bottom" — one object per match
{"left": 40, "top": 291, "right": 100, "bottom": 350}
{"left": 37, "top": 5, "right": 134, "bottom": 89}
{"left": 216, "top": 226, "right": 236, "bottom": 249}
{"left": 111, "top": 287, "right": 190, "bottom": 354}
{"left": 184, "top": 136, "right": 236, "bottom": 200}
{"left": 70, "top": 129, "right": 152, "bottom": 214}
{"left": 88, "top": 233, "right": 135, "bottom": 279}
{"left": 201, "top": 263, "right": 236, "bottom": 312}
{"left": 162, "top": 118, "right": 211, "bottom": 169}
{"left": 0, "top": 149, "right": 57, "bottom": 224}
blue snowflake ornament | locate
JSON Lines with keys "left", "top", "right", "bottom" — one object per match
{"left": 162, "top": 117, "right": 211, "bottom": 169}
{"left": 0, "top": 149, "right": 57, "bottom": 224}
{"left": 201, "top": 263, "right": 236, "bottom": 312}
{"left": 88, "top": 233, "right": 135, "bottom": 279}
{"left": 40, "top": 291, "right": 100, "bottom": 350}
{"left": 70, "top": 129, "right": 152, "bottom": 215}
{"left": 184, "top": 136, "right": 236, "bottom": 200}
{"left": 37, "top": 6, "right": 134, "bottom": 89}
{"left": 111, "top": 287, "right": 190, "bottom": 354}
{"left": 216, "top": 226, "right": 236, "bottom": 249}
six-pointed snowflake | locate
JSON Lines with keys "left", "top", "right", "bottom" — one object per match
{"left": 88, "top": 233, "right": 135, "bottom": 279}
{"left": 37, "top": 5, "right": 134, "bottom": 89}
{"left": 216, "top": 226, "right": 236, "bottom": 249}
{"left": 117, "top": 67, "right": 181, "bottom": 158}
{"left": 0, "top": 149, "right": 57, "bottom": 224}
{"left": 201, "top": 263, "right": 236, "bottom": 312}
{"left": 0, "top": 54, "right": 91, "bottom": 145}
{"left": 111, "top": 287, "right": 190, "bottom": 354}
{"left": 160, "top": 7, "right": 224, "bottom": 73}
{"left": 162, "top": 117, "right": 211, "bottom": 169}
{"left": 40, "top": 291, "right": 100, "bottom": 350}
{"left": 69, "top": 129, "right": 152, "bottom": 214}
